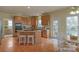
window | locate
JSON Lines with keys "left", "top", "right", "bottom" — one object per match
{"left": 66, "top": 16, "right": 78, "bottom": 36}
{"left": 53, "top": 17, "right": 59, "bottom": 38}
{"left": 37, "top": 16, "right": 42, "bottom": 29}
{"left": 8, "top": 20, "right": 12, "bottom": 29}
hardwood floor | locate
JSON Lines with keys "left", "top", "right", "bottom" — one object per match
{"left": 0, "top": 37, "right": 58, "bottom": 52}
{"left": 0, "top": 31, "right": 58, "bottom": 52}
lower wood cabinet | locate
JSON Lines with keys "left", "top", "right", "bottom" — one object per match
{"left": 41, "top": 30, "right": 47, "bottom": 38}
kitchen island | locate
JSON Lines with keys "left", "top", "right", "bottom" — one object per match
{"left": 17, "top": 30, "right": 36, "bottom": 45}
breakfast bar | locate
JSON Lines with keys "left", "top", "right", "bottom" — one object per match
{"left": 17, "top": 30, "right": 36, "bottom": 45}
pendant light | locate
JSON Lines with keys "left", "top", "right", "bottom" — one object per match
{"left": 70, "top": 6, "right": 79, "bottom": 15}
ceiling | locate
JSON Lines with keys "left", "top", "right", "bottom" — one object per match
{"left": 0, "top": 6, "right": 68, "bottom": 16}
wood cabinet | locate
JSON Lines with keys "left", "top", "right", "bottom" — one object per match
{"left": 13, "top": 16, "right": 32, "bottom": 36}
{"left": 14, "top": 16, "right": 23, "bottom": 23}
{"left": 41, "top": 30, "right": 47, "bottom": 38}
{"left": 14, "top": 16, "right": 29, "bottom": 24}
{"left": 41, "top": 15, "right": 50, "bottom": 25}
{"left": 41, "top": 15, "right": 50, "bottom": 38}
{"left": 31, "top": 16, "right": 37, "bottom": 30}
{"left": 26, "top": 17, "right": 31, "bottom": 25}
{"left": 13, "top": 16, "right": 38, "bottom": 37}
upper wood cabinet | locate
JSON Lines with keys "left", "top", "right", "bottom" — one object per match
{"left": 14, "top": 16, "right": 32, "bottom": 25}
{"left": 31, "top": 16, "right": 37, "bottom": 29}
{"left": 41, "top": 15, "right": 50, "bottom": 25}
{"left": 31, "top": 16, "right": 37, "bottom": 26}
{"left": 14, "top": 16, "right": 23, "bottom": 23}
{"left": 22, "top": 17, "right": 27, "bottom": 24}
{"left": 26, "top": 17, "right": 31, "bottom": 25}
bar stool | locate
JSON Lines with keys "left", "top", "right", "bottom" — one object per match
{"left": 27, "top": 35, "right": 34, "bottom": 45}
{"left": 19, "top": 35, "right": 26, "bottom": 45}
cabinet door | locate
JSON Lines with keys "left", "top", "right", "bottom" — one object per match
{"left": 41, "top": 15, "right": 50, "bottom": 25}
{"left": 41, "top": 30, "right": 47, "bottom": 38}
{"left": 14, "top": 16, "right": 23, "bottom": 23}
{"left": 22, "top": 17, "right": 27, "bottom": 24}
{"left": 31, "top": 16, "right": 37, "bottom": 29}
{"left": 31, "top": 16, "right": 37, "bottom": 25}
